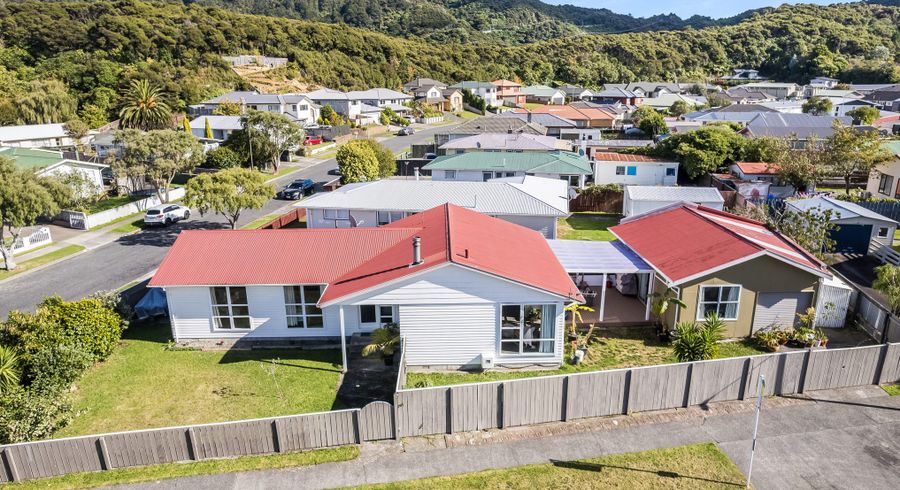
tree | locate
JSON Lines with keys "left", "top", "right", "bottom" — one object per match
{"left": 802, "top": 96, "right": 832, "bottom": 116}
{"left": 652, "top": 126, "right": 744, "bottom": 179}
{"left": 63, "top": 119, "right": 90, "bottom": 160}
{"left": 318, "top": 104, "right": 345, "bottom": 126}
{"left": 775, "top": 136, "right": 827, "bottom": 191}
{"left": 117, "top": 130, "right": 203, "bottom": 203}
{"left": 352, "top": 139, "right": 396, "bottom": 178}
{"left": 14, "top": 80, "right": 77, "bottom": 125}
{"left": 204, "top": 146, "right": 242, "bottom": 169}
{"left": 649, "top": 288, "right": 686, "bottom": 333}
{"left": 240, "top": 111, "right": 303, "bottom": 172}
{"left": 825, "top": 122, "right": 893, "bottom": 194}
{"left": 118, "top": 79, "right": 171, "bottom": 131}
{"left": 204, "top": 117, "right": 213, "bottom": 139}
{"left": 184, "top": 168, "right": 274, "bottom": 229}
{"left": 669, "top": 100, "right": 690, "bottom": 117}
{"left": 768, "top": 206, "right": 837, "bottom": 258}
{"left": 212, "top": 100, "right": 242, "bottom": 116}
{"left": 0, "top": 346, "right": 21, "bottom": 393}
{"left": 873, "top": 264, "right": 900, "bottom": 314}
{"left": 336, "top": 140, "right": 380, "bottom": 184}
{"left": 182, "top": 117, "right": 191, "bottom": 133}
{"left": 846, "top": 106, "right": 880, "bottom": 125}
{"left": 0, "top": 158, "right": 69, "bottom": 270}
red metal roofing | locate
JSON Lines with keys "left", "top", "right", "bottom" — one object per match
{"left": 610, "top": 204, "right": 829, "bottom": 284}
{"left": 734, "top": 161, "right": 779, "bottom": 175}
{"left": 150, "top": 204, "right": 583, "bottom": 304}
{"left": 591, "top": 152, "right": 670, "bottom": 163}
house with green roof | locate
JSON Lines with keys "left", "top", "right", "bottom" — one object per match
{"left": 865, "top": 140, "right": 900, "bottom": 199}
{"left": 521, "top": 85, "right": 565, "bottom": 105}
{"left": 423, "top": 150, "right": 593, "bottom": 188}
{"left": 0, "top": 146, "right": 108, "bottom": 194}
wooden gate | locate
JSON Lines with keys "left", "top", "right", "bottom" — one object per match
{"left": 358, "top": 401, "right": 394, "bottom": 441}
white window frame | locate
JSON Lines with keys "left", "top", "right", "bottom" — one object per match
{"left": 615, "top": 166, "right": 626, "bottom": 175}
{"left": 210, "top": 286, "right": 251, "bottom": 330}
{"left": 482, "top": 171, "right": 492, "bottom": 182}
{"left": 560, "top": 175, "right": 580, "bottom": 187}
{"left": 696, "top": 285, "right": 741, "bottom": 321}
{"left": 877, "top": 227, "right": 890, "bottom": 239}
{"left": 498, "top": 304, "right": 556, "bottom": 357}
{"left": 445, "top": 170, "right": 457, "bottom": 180}
{"left": 323, "top": 209, "right": 350, "bottom": 226}
{"left": 376, "top": 211, "right": 406, "bottom": 226}
{"left": 359, "top": 305, "right": 395, "bottom": 325}
{"left": 283, "top": 285, "right": 325, "bottom": 329}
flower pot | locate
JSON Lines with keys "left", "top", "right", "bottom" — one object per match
{"left": 573, "top": 348, "right": 586, "bottom": 365}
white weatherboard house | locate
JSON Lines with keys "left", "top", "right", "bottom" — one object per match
{"left": 0, "top": 147, "right": 108, "bottom": 194}
{"left": 189, "top": 116, "right": 242, "bottom": 141}
{"left": 149, "top": 204, "right": 583, "bottom": 370}
{"left": 623, "top": 186, "right": 725, "bottom": 217}
{"left": 299, "top": 177, "right": 569, "bottom": 239}
{"left": 592, "top": 153, "right": 679, "bottom": 186}
{"left": 786, "top": 196, "right": 898, "bottom": 254}
{"left": 0, "top": 123, "right": 88, "bottom": 149}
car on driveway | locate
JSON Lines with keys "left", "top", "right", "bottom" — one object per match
{"left": 304, "top": 136, "right": 323, "bottom": 145}
{"left": 397, "top": 127, "right": 415, "bottom": 136}
{"left": 276, "top": 179, "right": 315, "bottom": 200}
{"left": 144, "top": 204, "right": 190, "bottom": 226}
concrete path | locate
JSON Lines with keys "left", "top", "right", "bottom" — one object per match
{"left": 114, "top": 385, "right": 900, "bottom": 490}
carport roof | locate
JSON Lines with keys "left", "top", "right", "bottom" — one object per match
{"left": 547, "top": 240, "right": 652, "bottom": 274}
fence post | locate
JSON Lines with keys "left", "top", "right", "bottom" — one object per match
{"left": 446, "top": 387, "right": 453, "bottom": 434}
{"left": 187, "top": 427, "right": 200, "bottom": 460}
{"left": 682, "top": 363, "right": 694, "bottom": 408}
{"left": 798, "top": 349, "right": 812, "bottom": 394}
{"left": 498, "top": 382, "right": 506, "bottom": 429}
{"left": 272, "top": 419, "right": 284, "bottom": 453}
{"left": 561, "top": 376, "right": 569, "bottom": 422}
{"left": 97, "top": 437, "right": 112, "bottom": 470}
{"left": 352, "top": 410, "right": 362, "bottom": 444}
{"left": 392, "top": 392, "right": 401, "bottom": 441}
{"left": 874, "top": 343, "right": 890, "bottom": 385}
{"left": 2, "top": 449, "right": 20, "bottom": 483}
{"left": 739, "top": 357, "right": 753, "bottom": 401}
{"left": 622, "top": 370, "right": 632, "bottom": 415}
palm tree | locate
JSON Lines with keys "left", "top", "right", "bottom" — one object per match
{"left": 0, "top": 345, "right": 21, "bottom": 393}
{"left": 650, "top": 288, "right": 687, "bottom": 335}
{"left": 361, "top": 324, "right": 401, "bottom": 364}
{"left": 119, "top": 79, "right": 172, "bottom": 131}
{"left": 565, "top": 302, "right": 595, "bottom": 337}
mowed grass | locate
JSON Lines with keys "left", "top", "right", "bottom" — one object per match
{"left": 59, "top": 321, "right": 344, "bottom": 436}
{"left": 882, "top": 384, "right": 900, "bottom": 396}
{"left": 557, "top": 213, "right": 621, "bottom": 241}
{"left": 7, "top": 446, "right": 359, "bottom": 490}
{"left": 455, "top": 110, "right": 481, "bottom": 119}
{"left": 405, "top": 329, "right": 765, "bottom": 388}
{"left": 241, "top": 213, "right": 284, "bottom": 230}
{"left": 83, "top": 194, "right": 143, "bottom": 214}
{"left": 352, "top": 443, "right": 746, "bottom": 489}
{"left": 0, "top": 245, "right": 86, "bottom": 281}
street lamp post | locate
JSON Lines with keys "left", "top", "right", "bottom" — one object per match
{"left": 746, "top": 374, "right": 766, "bottom": 489}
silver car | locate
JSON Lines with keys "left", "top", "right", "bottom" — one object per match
{"left": 144, "top": 204, "right": 191, "bottom": 226}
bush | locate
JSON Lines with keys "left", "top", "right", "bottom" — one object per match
{"left": 753, "top": 329, "right": 789, "bottom": 352}
{"left": 204, "top": 146, "right": 242, "bottom": 169}
{"left": 25, "top": 344, "right": 94, "bottom": 393}
{"left": 671, "top": 314, "right": 725, "bottom": 362}
{"left": 0, "top": 385, "right": 73, "bottom": 444}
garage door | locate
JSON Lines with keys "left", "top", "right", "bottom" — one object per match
{"left": 828, "top": 224, "right": 872, "bottom": 254}
{"left": 752, "top": 292, "right": 814, "bottom": 333}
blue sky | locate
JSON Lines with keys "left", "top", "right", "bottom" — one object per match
{"left": 544, "top": 1, "right": 852, "bottom": 19}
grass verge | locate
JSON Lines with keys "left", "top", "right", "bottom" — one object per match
{"left": 241, "top": 213, "right": 284, "bottom": 230}
{"left": 882, "top": 384, "right": 900, "bottom": 396}
{"left": 8, "top": 446, "right": 359, "bottom": 490}
{"left": 351, "top": 443, "right": 745, "bottom": 489}
{"left": 557, "top": 213, "right": 620, "bottom": 241}
{"left": 0, "top": 245, "right": 86, "bottom": 281}
{"left": 59, "top": 321, "right": 343, "bottom": 436}
{"left": 405, "top": 329, "right": 765, "bottom": 388}
{"left": 455, "top": 111, "right": 481, "bottom": 119}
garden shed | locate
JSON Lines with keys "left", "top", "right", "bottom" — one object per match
{"left": 786, "top": 196, "right": 897, "bottom": 254}
{"left": 623, "top": 186, "right": 725, "bottom": 217}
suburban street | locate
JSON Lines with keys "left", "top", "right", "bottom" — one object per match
{"left": 0, "top": 124, "right": 450, "bottom": 318}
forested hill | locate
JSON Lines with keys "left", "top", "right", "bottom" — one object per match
{"left": 186, "top": 0, "right": 761, "bottom": 43}
{"left": 0, "top": 0, "right": 898, "bottom": 128}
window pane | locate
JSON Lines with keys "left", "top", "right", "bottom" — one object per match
{"left": 721, "top": 286, "right": 739, "bottom": 302}
{"left": 391, "top": 212, "right": 404, "bottom": 221}
{"left": 231, "top": 306, "right": 249, "bottom": 317}
{"left": 229, "top": 287, "right": 248, "bottom": 304}
{"left": 377, "top": 211, "right": 389, "bottom": 224}
{"left": 360, "top": 305, "right": 376, "bottom": 323}
{"left": 701, "top": 303, "right": 718, "bottom": 318}
{"left": 233, "top": 317, "right": 251, "bottom": 329}
{"left": 286, "top": 316, "right": 303, "bottom": 328}
{"left": 501, "top": 328, "right": 520, "bottom": 340}
{"left": 305, "top": 305, "right": 322, "bottom": 316}
{"left": 500, "top": 341, "right": 520, "bottom": 354}
{"left": 501, "top": 305, "right": 521, "bottom": 327}
{"left": 214, "top": 317, "right": 232, "bottom": 329}
{"left": 286, "top": 305, "right": 303, "bottom": 316}
{"left": 379, "top": 305, "right": 393, "bottom": 319}
{"left": 211, "top": 287, "right": 228, "bottom": 305}
{"left": 524, "top": 305, "right": 543, "bottom": 343}
{"left": 214, "top": 306, "right": 230, "bottom": 317}
{"left": 702, "top": 287, "right": 720, "bottom": 302}
{"left": 303, "top": 285, "right": 322, "bottom": 304}
{"left": 306, "top": 316, "right": 324, "bottom": 328}
{"left": 720, "top": 303, "right": 738, "bottom": 319}
{"left": 284, "top": 286, "right": 302, "bottom": 304}
{"left": 337, "top": 210, "right": 350, "bottom": 219}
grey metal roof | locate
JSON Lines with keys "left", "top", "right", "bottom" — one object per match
{"left": 440, "top": 116, "right": 547, "bottom": 136}
{"left": 496, "top": 111, "right": 577, "bottom": 128}
{"left": 189, "top": 115, "right": 242, "bottom": 131}
{"left": 744, "top": 113, "right": 853, "bottom": 139}
{"left": 0, "top": 123, "right": 68, "bottom": 142}
{"left": 299, "top": 177, "right": 569, "bottom": 217}
{"left": 439, "top": 133, "right": 567, "bottom": 151}
{"left": 786, "top": 196, "right": 898, "bottom": 224}
{"left": 625, "top": 186, "right": 724, "bottom": 203}
{"left": 346, "top": 88, "right": 413, "bottom": 101}
{"left": 547, "top": 240, "right": 652, "bottom": 274}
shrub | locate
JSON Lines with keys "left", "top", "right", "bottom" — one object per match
{"left": 204, "top": 146, "right": 242, "bottom": 169}
{"left": 25, "top": 344, "right": 94, "bottom": 393}
{"left": 0, "top": 385, "right": 73, "bottom": 444}
{"left": 0, "top": 345, "right": 22, "bottom": 393}
{"left": 753, "top": 329, "right": 789, "bottom": 352}
{"left": 671, "top": 314, "right": 725, "bottom": 362}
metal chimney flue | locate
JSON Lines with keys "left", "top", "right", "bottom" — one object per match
{"left": 412, "top": 236, "right": 423, "bottom": 266}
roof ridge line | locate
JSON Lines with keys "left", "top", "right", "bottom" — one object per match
{"left": 684, "top": 206, "right": 765, "bottom": 254}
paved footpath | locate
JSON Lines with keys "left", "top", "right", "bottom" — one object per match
{"left": 116, "top": 385, "right": 900, "bottom": 490}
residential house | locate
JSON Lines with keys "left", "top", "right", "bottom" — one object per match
{"left": 592, "top": 153, "right": 678, "bottom": 186}
{"left": 622, "top": 186, "right": 724, "bottom": 217}
{"left": 719, "top": 69, "right": 768, "bottom": 82}
{"left": 511, "top": 104, "right": 616, "bottom": 130}
{"left": 722, "top": 87, "right": 775, "bottom": 105}
{"left": 410, "top": 85, "right": 445, "bottom": 112}
{"left": 865, "top": 141, "right": 900, "bottom": 199}
{"left": 497, "top": 111, "right": 577, "bottom": 137}
{"left": 492, "top": 79, "right": 527, "bottom": 106}
{"left": 424, "top": 151, "right": 592, "bottom": 189}
{"left": 831, "top": 98, "right": 882, "bottom": 118}
{"left": 757, "top": 101, "right": 804, "bottom": 114}
{"left": 738, "top": 82, "right": 801, "bottom": 99}
{"left": 0, "top": 123, "right": 86, "bottom": 149}
{"left": 786, "top": 196, "right": 897, "bottom": 254}
{"left": 451, "top": 81, "right": 501, "bottom": 108}
{"left": 438, "top": 133, "right": 571, "bottom": 155}
{"left": 440, "top": 89, "right": 464, "bottom": 113}
{"left": 581, "top": 140, "right": 654, "bottom": 161}
{"left": 0, "top": 147, "right": 108, "bottom": 194}
{"left": 809, "top": 77, "right": 840, "bottom": 89}
{"left": 191, "top": 91, "right": 319, "bottom": 126}
{"left": 346, "top": 88, "right": 414, "bottom": 111}
{"left": 611, "top": 203, "right": 832, "bottom": 337}
{"left": 865, "top": 88, "right": 900, "bottom": 112}
{"left": 730, "top": 162, "right": 782, "bottom": 185}
{"left": 643, "top": 93, "right": 703, "bottom": 112}
{"left": 222, "top": 55, "right": 287, "bottom": 69}
{"left": 740, "top": 113, "right": 853, "bottom": 147}
{"left": 433, "top": 116, "right": 546, "bottom": 147}
{"left": 149, "top": 203, "right": 582, "bottom": 369}
{"left": 520, "top": 85, "right": 566, "bottom": 105}
{"left": 304, "top": 88, "right": 380, "bottom": 125}
{"left": 803, "top": 87, "right": 862, "bottom": 100}
{"left": 189, "top": 116, "right": 242, "bottom": 141}
{"left": 301, "top": 177, "right": 570, "bottom": 239}
{"left": 589, "top": 87, "right": 643, "bottom": 106}
{"left": 569, "top": 101, "right": 626, "bottom": 128}
{"left": 402, "top": 78, "right": 447, "bottom": 94}
{"left": 849, "top": 83, "right": 898, "bottom": 95}
{"left": 558, "top": 85, "right": 593, "bottom": 101}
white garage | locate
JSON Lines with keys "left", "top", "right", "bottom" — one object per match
{"left": 752, "top": 292, "right": 814, "bottom": 333}
{"left": 623, "top": 186, "right": 725, "bottom": 217}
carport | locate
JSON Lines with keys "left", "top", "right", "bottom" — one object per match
{"left": 547, "top": 240, "right": 655, "bottom": 324}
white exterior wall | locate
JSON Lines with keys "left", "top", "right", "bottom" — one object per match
{"left": 431, "top": 169, "right": 522, "bottom": 182}
{"left": 593, "top": 162, "right": 678, "bottom": 186}
{"left": 624, "top": 197, "right": 725, "bottom": 217}
{"left": 305, "top": 208, "right": 378, "bottom": 229}
{"left": 867, "top": 159, "right": 900, "bottom": 198}
{"left": 40, "top": 164, "right": 104, "bottom": 194}
{"left": 834, "top": 217, "right": 896, "bottom": 248}
{"left": 498, "top": 215, "right": 558, "bottom": 239}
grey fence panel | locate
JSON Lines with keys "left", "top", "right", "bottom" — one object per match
{"left": 192, "top": 419, "right": 275, "bottom": 460}
{"left": 0, "top": 450, "right": 7, "bottom": 483}
{"left": 395, "top": 389, "right": 448, "bottom": 437}
{"left": 503, "top": 376, "right": 565, "bottom": 428}
{"left": 450, "top": 382, "right": 502, "bottom": 432}
{"left": 4, "top": 436, "right": 103, "bottom": 481}
{"left": 566, "top": 370, "right": 628, "bottom": 420}
{"left": 856, "top": 294, "right": 888, "bottom": 341}
{"left": 805, "top": 345, "right": 884, "bottom": 391}
{"left": 688, "top": 357, "right": 748, "bottom": 405}
{"left": 103, "top": 428, "right": 190, "bottom": 469}
{"left": 277, "top": 411, "right": 358, "bottom": 451}
{"left": 878, "top": 344, "right": 900, "bottom": 384}
{"left": 359, "top": 402, "right": 394, "bottom": 441}
{"left": 629, "top": 363, "right": 690, "bottom": 412}
{"left": 853, "top": 201, "right": 900, "bottom": 221}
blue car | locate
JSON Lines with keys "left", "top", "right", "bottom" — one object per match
{"left": 276, "top": 179, "right": 315, "bottom": 200}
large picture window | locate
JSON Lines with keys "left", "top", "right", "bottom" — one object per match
{"left": 697, "top": 285, "right": 740, "bottom": 320}
{"left": 360, "top": 305, "right": 394, "bottom": 325}
{"left": 210, "top": 286, "right": 250, "bottom": 330}
{"left": 283, "top": 285, "right": 324, "bottom": 328}
{"left": 376, "top": 211, "right": 406, "bottom": 226}
{"left": 499, "top": 304, "right": 556, "bottom": 355}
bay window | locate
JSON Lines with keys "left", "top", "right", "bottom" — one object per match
{"left": 283, "top": 285, "right": 324, "bottom": 328}
{"left": 697, "top": 285, "right": 740, "bottom": 320}
{"left": 210, "top": 286, "right": 250, "bottom": 330}
{"left": 499, "top": 304, "right": 556, "bottom": 355}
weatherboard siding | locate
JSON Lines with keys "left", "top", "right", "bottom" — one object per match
{"left": 593, "top": 162, "right": 678, "bottom": 186}
{"left": 498, "top": 215, "right": 557, "bottom": 239}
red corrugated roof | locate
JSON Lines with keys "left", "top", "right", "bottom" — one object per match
{"left": 735, "top": 161, "right": 779, "bottom": 175}
{"left": 610, "top": 204, "right": 829, "bottom": 284}
{"left": 591, "top": 152, "right": 670, "bottom": 163}
{"left": 150, "top": 204, "right": 582, "bottom": 304}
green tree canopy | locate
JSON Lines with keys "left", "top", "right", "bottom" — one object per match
{"left": 352, "top": 139, "right": 396, "bottom": 178}
{"left": 825, "top": 122, "right": 894, "bottom": 193}
{"left": 801, "top": 96, "right": 833, "bottom": 116}
{"left": 184, "top": 167, "right": 274, "bottom": 229}
{"left": 669, "top": 100, "right": 690, "bottom": 117}
{"left": 116, "top": 129, "right": 204, "bottom": 202}
{"left": 652, "top": 126, "right": 745, "bottom": 179}
{"left": 13, "top": 79, "right": 77, "bottom": 125}
{"left": 118, "top": 79, "right": 172, "bottom": 131}
{"left": 240, "top": 111, "right": 304, "bottom": 172}
{"left": 336, "top": 140, "right": 380, "bottom": 184}
{"left": 631, "top": 106, "right": 667, "bottom": 136}
{"left": 846, "top": 106, "right": 880, "bottom": 125}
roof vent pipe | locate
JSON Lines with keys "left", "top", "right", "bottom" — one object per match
{"left": 412, "top": 236, "right": 423, "bottom": 266}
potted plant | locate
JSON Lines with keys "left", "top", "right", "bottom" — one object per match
{"left": 753, "top": 329, "right": 789, "bottom": 352}
{"left": 564, "top": 303, "right": 595, "bottom": 342}
{"left": 650, "top": 288, "right": 687, "bottom": 341}
{"left": 361, "top": 323, "right": 400, "bottom": 366}
{"left": 570, "top": 324, "right": 596, "bottom": 365}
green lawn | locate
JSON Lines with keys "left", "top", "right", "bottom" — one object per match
{"left": 0, "top": 245, "right": 86, "bottom": 281}
{"left": 353, "top": 443, "right": 746, "bottom": 489}
{"left": 882, "top": 384, "right": 900, "bottom": 396}
{"left": 241, "top": 213, "right": 284, "bottom": 230}
{"left": 406, "top": 329, "right": 765, "bottom": 388}
{"left": 59, "top": 321, "right": 344, "bottom": 436}
{"left": 84, "top": 195, "right": 143, "bottom": 215}
{"left": 267, "top": 165, "right": 300, "bottom": 180}
{"left": 455, "top": 110, "right": 481, "bottom": 119}
{"left": 521, "top": 102, "right": 547, "bottom": 110}
{"left": 557, "top": 213, "right": 621, "bottom": 241}
{"left": 7, "top": 446, "right": 358, "bottom": 490}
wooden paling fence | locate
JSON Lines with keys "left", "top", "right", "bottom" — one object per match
{"left": 3, "top": 343, "right": 899, "bottom": 483}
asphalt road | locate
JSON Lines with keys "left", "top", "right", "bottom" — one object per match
{"left": 0, "top": 125, "right": 448, "bottom": 318}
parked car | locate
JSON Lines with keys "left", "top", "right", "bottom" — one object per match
{"left": 144, "top": 204, "right": 190, "bottom": 226}
{"left": 276, "top": 179, "right": 315, "bottom": 200}
{"left": 397, "top": 127, "right": 415, "bottom": 136}
{"left": 424, "top": 153, "right": 437, "bottom": 160}
{"left": 304, "top": 136, "right": 323, "bottom": 145}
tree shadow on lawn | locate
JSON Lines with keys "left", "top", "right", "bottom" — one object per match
{"left": 550, "top": 460, "right": 744, "bottom": 487}
{"left": 563, "top": 214, "right": 621, "bottom": 231}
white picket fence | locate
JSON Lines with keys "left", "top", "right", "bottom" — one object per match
{"left": 10, "top": 227, "right": 52, "bottom": 254}
{"left": 63, "top": 188, "right": 187, "bottom": 230}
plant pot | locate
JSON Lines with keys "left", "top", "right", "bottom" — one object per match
{"left": 572, "top": 348, "right": 586, "bottom": 365}
{"left": 567, "top": 333, "right": 578, "bottom": 342}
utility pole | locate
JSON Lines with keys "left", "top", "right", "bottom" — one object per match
{"left": 746, "top": 374, "right": 766, "bottom": 489}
